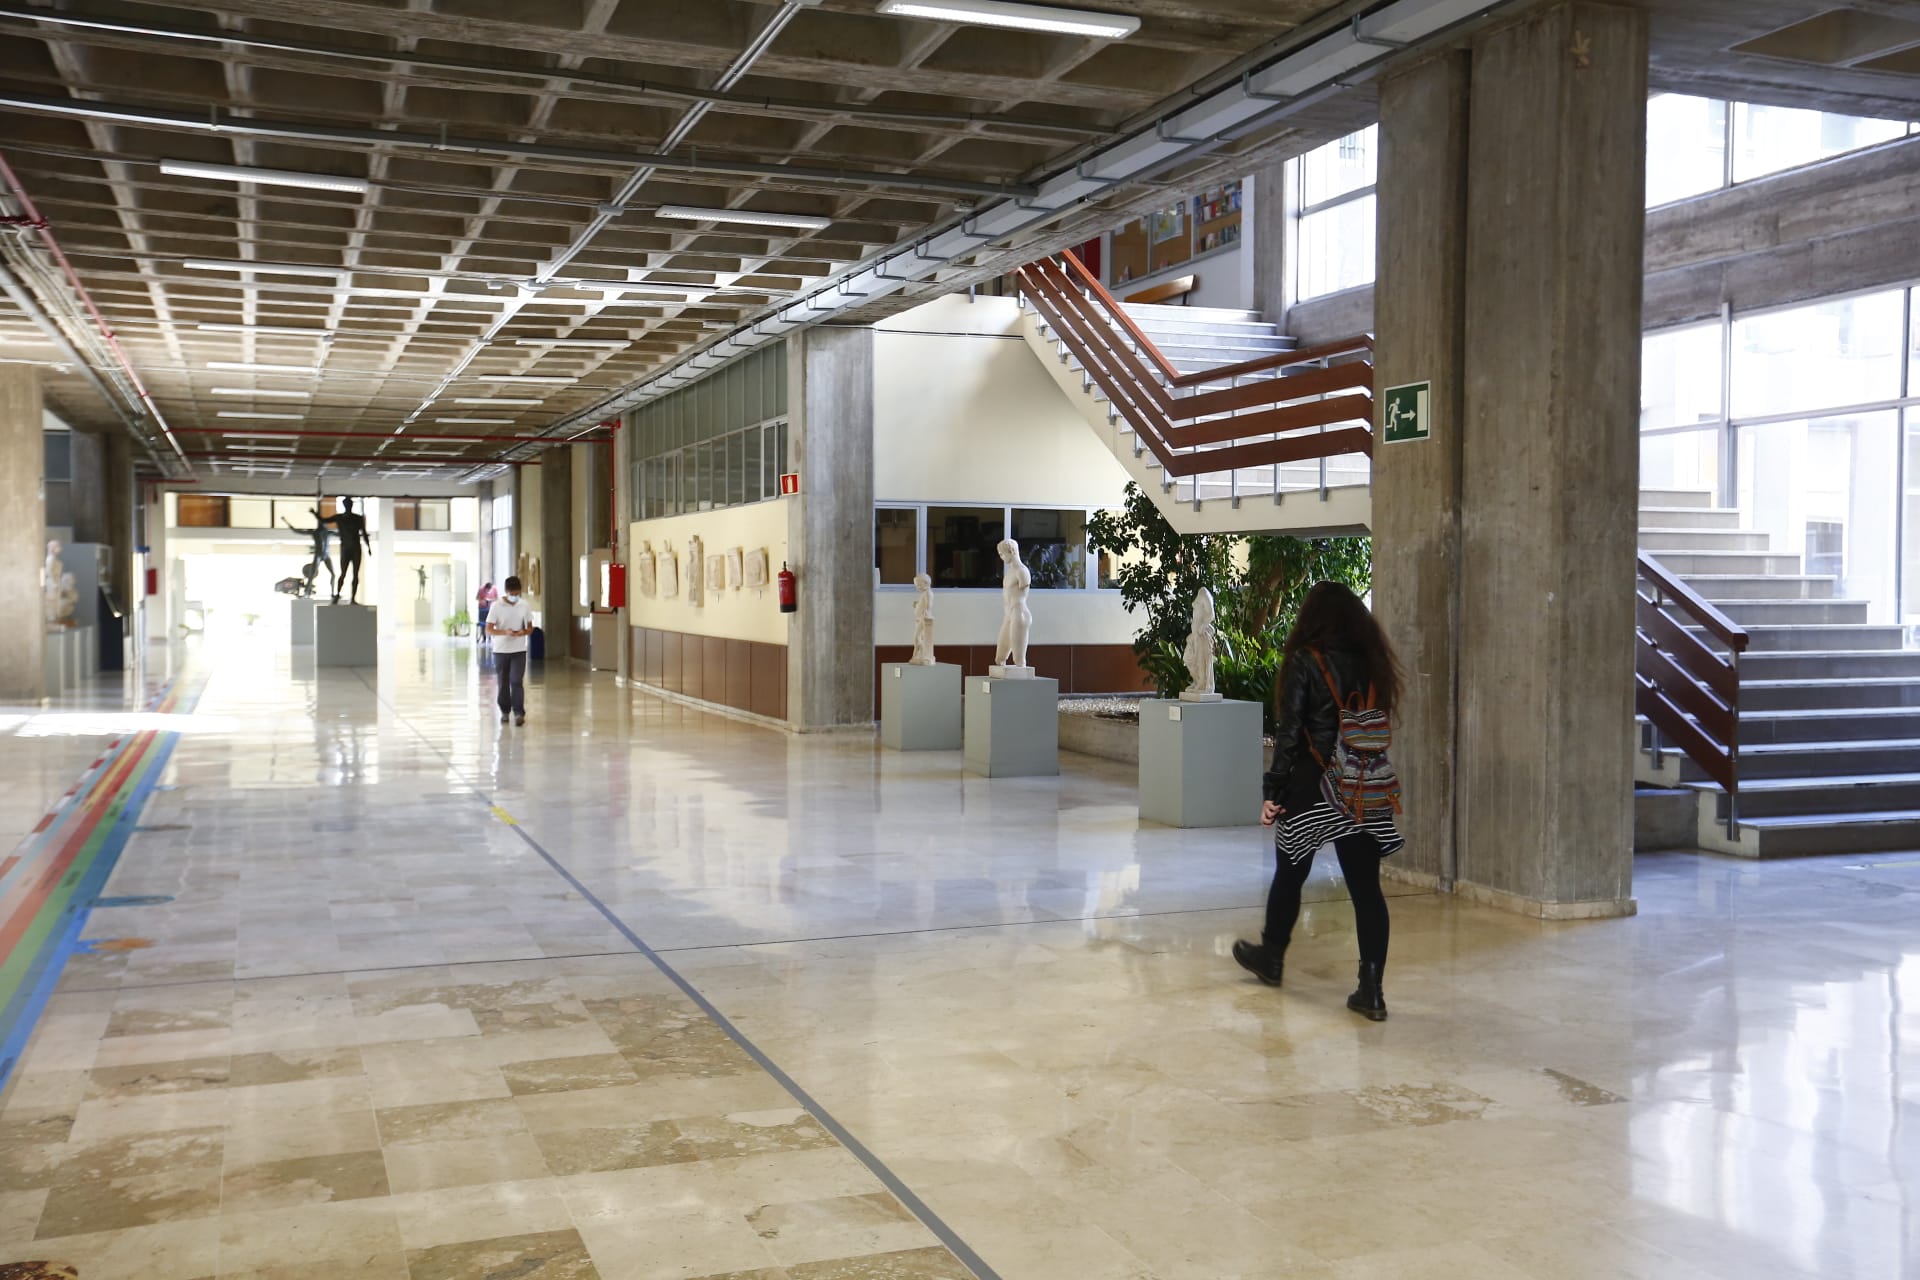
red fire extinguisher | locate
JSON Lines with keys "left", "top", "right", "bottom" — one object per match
{"left": 777, "top": 562, "right": 797, "bottom": 614}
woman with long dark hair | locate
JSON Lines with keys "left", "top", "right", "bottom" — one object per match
{"left": 1233, "top": 581, "right": 1406, "bottom": 1019}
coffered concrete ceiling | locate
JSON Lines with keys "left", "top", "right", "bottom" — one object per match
{"left": 2, "top": 0, "right": 1918, "bottom": 481}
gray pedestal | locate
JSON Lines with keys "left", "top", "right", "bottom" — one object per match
{"left": 290, "top": 597, "right": 316, "bottom": 646}
{"left": 1139, "top": 697, "right": 1263, "bottom": 828}
{"left": 963, "top": 675, "right": 1059, "bottom": 777}
{"left": 413, "top": 597, "right": 433, "bottom": 629}
{"left": 881, "top": 662, "right": 962, "bottom": 751}
{"left": 315, "top": 604, "right": 379, "bottom": 667}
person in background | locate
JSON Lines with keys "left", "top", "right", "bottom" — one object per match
{"left": 487, "top": 576, "right": 533, "bottom": 726}
{"left": 476, "top": 581, "right": 497, "bottom": 640}
{"left": 1232, "top": 581, "right": 1406, "bottom": 1020}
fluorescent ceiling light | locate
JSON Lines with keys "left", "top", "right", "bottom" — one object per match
{"left": 512, "top": 338, "right": 628, "bottom": 348}
{"left": 198, "top": 323, "right": 334, "bottom": 336}
{"left": 212, "top": 386, "right": 311, "bottom": 398}
{"left": 877, "top": 0, "right": 1139, "bottom": 39}
{"left": 161, "top": 160, "right": 369, "bottom": 194}
{"left": 653, "top": 205, "right": 832, "bottom": 231}
{"left": 184, "top": 260, "right": 342, "bottom": 279}
{"left": 437, "top": 418, "right": 513, "bottom": 425}
{"left": 207, "top": 361, "right": 318, "bottom": 374}
{"left": 216, "top": 411, "right": 303, "bottom": 420}
{"left": 452, "top": 397, "right": 541, "bottom": 405}
{"left": 469, "top": 376, "right": 573, "bottom": 384}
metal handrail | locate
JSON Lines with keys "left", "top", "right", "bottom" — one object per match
{"left": 1635, "top": 550, "right": 1746, "bottom": 838}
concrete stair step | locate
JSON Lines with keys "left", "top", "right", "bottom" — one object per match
{"left": 1714, "top": 599, "right": 1871, "bottom": 626}
{"left": 1740, "top": 650, "right": 1920, "bottom": 679}
{"left": 1706, "top": 771, "right": 1920, "bottom": 818}
{"left": 1638, "top": 488, "right": 1715, "bottom": 509}
{"left": 1639, "top": 528, "right": 1773, "bottom": 552}
{"left": 1731, "top": 810, "right": 1920, "bottom": 858}
{"left": 1678, "top": 739, "right": 1920, "bottom": 783}
{"left": 1739, "top": 707, "right": 1920, "bottom": 744}
{"left": 1680, "top": 574, "right": 1836, "bottom": 601}
{"left": 1650, "top": 551, "right": 1803, "bottom": 575}
{"left": 1122, "top": 302, "right": 1264, "bottom": 325}
{"left": 1683, "top": 624, "right": 1907, "bottom": 652}
{"left": 1744, "top": 677, "right": 1920, "bottom": 711}
{"left": 1637, "top": 506, "right": 1744, "bottom": 530}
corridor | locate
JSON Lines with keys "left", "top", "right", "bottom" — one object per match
{"left": 0, "top": 637, "right": 1914, "bottom": 1280}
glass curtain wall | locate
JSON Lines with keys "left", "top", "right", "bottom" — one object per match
{"left": 1646, "top": 93, "right": 1917, "bottom": 207}
{"left": 1642, "top": 287, "right": 1919, "bottom": 630}
{"left": 1290, "top": 126, "right": 1378, "bottom": 302}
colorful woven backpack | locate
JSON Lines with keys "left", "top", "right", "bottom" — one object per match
{"left": 1309, "top": 652, "right": 1403, "bottom": 820}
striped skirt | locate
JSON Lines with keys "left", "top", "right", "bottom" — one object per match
{"left": 1276, "top": 798, "right": 1405, "bottom": 867}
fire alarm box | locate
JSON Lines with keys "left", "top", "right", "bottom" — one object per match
{"left": 602, "top": 561, "right": 626, "bottom": 610}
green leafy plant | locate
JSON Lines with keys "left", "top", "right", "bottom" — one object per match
{"left": 1089, "top": 482, "right": 1373, "bottom": 712}
{"left": 443, "top": 608, "right": 472, "bottom": 638}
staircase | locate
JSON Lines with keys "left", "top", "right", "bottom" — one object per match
{"left": 1638, "top": 487, "right": 1920, "bottom": 857}
{"left": 1017, "top": 253, "right": 1373, "bottom": 536}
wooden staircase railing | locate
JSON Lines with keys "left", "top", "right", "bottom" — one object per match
{"left": 1636, "top": 551, "right": 1747, "bottom": 837}
{"left": 1015, "top": 251, "right": 1375, "bottom": 482}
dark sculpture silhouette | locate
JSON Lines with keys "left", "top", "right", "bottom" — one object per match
{"left": 280, "top": 508, "right": 334, "bottom": 599}
{"left": 322, "top": 498, "right": 373, "bottom": 605}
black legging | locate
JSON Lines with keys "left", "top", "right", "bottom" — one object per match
{"left": 1263, "top": 832, "right": 1390, "bottom": 965}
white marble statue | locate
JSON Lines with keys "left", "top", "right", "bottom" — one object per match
{"left": 1181, "top": 588, "right": 1222, "bottom": 702}
{"left": 991, "top": 539, "right": 1033, "bottom": 677}
{"left": 55, "top": 572, "right": 79, "bottom": 629}
{"left": 44, "top": 539, "right": 65, "bottom": 626}
{"left": 910, "top": 573, "right": 936, "bottom": 666}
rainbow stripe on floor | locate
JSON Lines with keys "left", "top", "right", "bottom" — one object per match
{"left": 0, "top": 680, "right": 192, "bottom": 1090}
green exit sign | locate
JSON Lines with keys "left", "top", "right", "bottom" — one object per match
{"left": 1382, "top": 381, "right": 1432, "bottom": 445}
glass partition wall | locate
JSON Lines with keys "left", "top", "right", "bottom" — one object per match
{"left": 1642, "top": 286, "right": 1919, "bottom": 632}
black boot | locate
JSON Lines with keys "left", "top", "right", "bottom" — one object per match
{"left": 1232, "top": 939, "right": 1284, "bottom": 987}
{"left": 1347, "top": 961, "right": 1387, "bottom": 1021}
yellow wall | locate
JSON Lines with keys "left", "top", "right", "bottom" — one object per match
{"left": 627, "top": 499, "right": 791, "bottom": 646}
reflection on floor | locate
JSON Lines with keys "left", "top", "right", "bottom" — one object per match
{"left": 0, "top": 634, "right": 1914, "bottom": 1279}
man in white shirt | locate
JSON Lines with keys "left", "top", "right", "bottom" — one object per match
{"left": 487, "top": 575, "right": 534, "bottom": 726}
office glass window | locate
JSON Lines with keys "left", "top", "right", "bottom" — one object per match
{"left": 227, "top": 497, "right": 273, "bottom": 529}
{"left": 1642, "top": 323, "right": 1723, "bottom": 431}
{"left": 1904, "top": 410, "right": 1920, "bottom": 628}
{"left": 1299, "top": 126, "right": 1377, "bottom": 207}
{"left": 927, "top": 507, "right": 1005, "bottom": 589}
{"left": 1640, "top": 428, "right": 1723, "bottom": 505}
{"left": 1297, "top": 194, "right": 1376, "bottom": 302}
{"left": 177, "top": 495, "right": 229, "bottom": 528}
{"left": 389, "top": 499, "right": 451, "bottom": 532}
{"left": 1646, "top": 94, "right": 1727, "bottom": 207}
{"left": 875, "top": 508, "right": 918, "bottom": 585}
{"left": 1733, "top": 103, "right": 1908, "bottom": 183}
{"left": 1731, "top": 290, "right": 1905, "bottom": 420}
{"left": 1012, "top": 508, "right": 1088, "bottom": 589}
{"left": 1737, "top": 411, "right": 1899, "bottom": 621}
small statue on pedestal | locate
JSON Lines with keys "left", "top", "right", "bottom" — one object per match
{"left": 54, "top": 572, "right": 79, "bottom": 628}
{"left": 281, "top": 508, "right": 334, "bottom": 599}
{"left": 990, "top": 539, "right": 1033, "bottom": 678}
{"left": 43, "top": 539, "right": 66, "bottom": 627}
{"left": 1180, "top": 588, "right": 1223, "bottom": 702}
{"left": 416, "top": 565, "right": 429, "bottom": 599}
{"left": 910, "top": 573, "right": 936, "bottom": 666}
{"left": 322, "top": 497, "right": 372, "bottom": 605}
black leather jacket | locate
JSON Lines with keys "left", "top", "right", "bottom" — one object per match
{"left": 1264, "top": 646, "right": 1370, "bottom": 806}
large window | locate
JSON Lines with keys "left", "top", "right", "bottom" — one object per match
{"left": 1646, "top": 93, "right": 1915, "bottom": 208}
{"left": 629, "top": 344, "right": 788, "bottom": 521}
{"left": 877, "top": 505, "right": 1108, "bottom": 591}
{"left": 1642, "top": 285, "right": 1920, "bottom": 628}
{"left": 1291, "top": 126, "right": 1377, "bottom": 302}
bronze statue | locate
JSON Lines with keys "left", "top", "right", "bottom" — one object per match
{"left": 281, "top": 507, "right": 334, "bottom": 599}
{"left": 322, "top": 497, "right": 373, "bottom": 605}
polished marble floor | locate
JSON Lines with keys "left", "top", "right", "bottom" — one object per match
{"left": 1, "top": 633, "right": 1916, "bottom": 1279}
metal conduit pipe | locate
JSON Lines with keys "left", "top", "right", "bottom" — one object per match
{"left": 0, "top": 91, "right": 1035, "bottom": 202}
{"left": 401, "top": 0, "right": 810, "bottom": 445}
{"left": 0, "top": 6, "right": 1104, "bottom": 141}
{"left": 538, "top": 0, "right": 1520, "bottom": 448}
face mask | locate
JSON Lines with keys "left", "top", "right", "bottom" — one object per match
{"left": 504, "top": 594, "right": 520, "bottom": 603}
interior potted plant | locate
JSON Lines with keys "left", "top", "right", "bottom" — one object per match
{"left": 443, "top": 608, "right": 472, "bottom": 638}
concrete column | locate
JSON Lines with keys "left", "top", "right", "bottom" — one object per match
{"left": 786, "top": 327, "right": 875, "bottom": 730}
{"left": 67, "top": 429, "right": 105, "bottom": 543}
{"left": 1456, "top": 1, "right": 1647, "bottom": 916}
{"left": 1372, "top": 51, "right": 1471, "bottom": 890}
{"left": 540, "top": 447, "right": 573, "bottom": 657}
{"left": 1250, "top": 157, "right": 1290, "bottom": 320}
{"left": 104, "top": 434, "right": 134, "bottom": 609}
{"left": 0, "top": 367, "right": 46, "bottom": 700}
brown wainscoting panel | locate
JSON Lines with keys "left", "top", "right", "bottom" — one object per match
{"left": 751, "top": 643, "right": 787, "bottom": 720}
{"left": 1068, "top": 645, "right": 1151, "bottom": 694}
{"left": 682, "top": 635, "right": 705, "bottom": 702}
{"left": 647, "top": 629, "right": 665, "bottom": 686}
{"left": 630, "top": 627, "right": 645, "bottom": 678}
{"left": 1027, "top": 645, "right": 1072, "bottom": 686}
{"left": 572, "top": 618, "right": 591, "bottom": 661}
{"left": 726, "top": 639, "right": 751, "bottom": 712}
{"left": 660, "top": 631, "right": 683, "bottom": 694}
{"left": 700, "top": 636, "right": 727, "bottom": 705}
